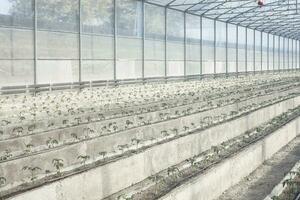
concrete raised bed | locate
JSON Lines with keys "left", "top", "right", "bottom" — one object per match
{"left": 3, "top": 93, "right": 300, "bottom": 200}
{"left": 158, "top": 114, "right": 300, "bottom": 200}
{"left": 1, "top": 83, "right": 298, "bottom": 162}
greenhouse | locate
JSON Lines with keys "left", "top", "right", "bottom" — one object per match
{"left": 1, "top": 0, "right": 300, "bottom": 200}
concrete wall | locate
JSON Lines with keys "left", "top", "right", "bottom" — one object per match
{"left": 5, "top": 95, "right": 300, "bottom": 200}
{"left": 159, "top": 115, "right": 300, "bottom": 200}
{"left": 1, "top": 86, "right": 297, "bottom": 161}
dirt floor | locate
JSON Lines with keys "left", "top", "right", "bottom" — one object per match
{"left": 217, "top": 136, "right": 300, "bottom": 200}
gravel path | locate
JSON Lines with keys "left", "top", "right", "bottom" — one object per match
{"left": 217, "top": 136, "right": 300, "bottom": 200}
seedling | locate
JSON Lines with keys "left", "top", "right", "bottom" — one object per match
{"left": 22, "top": 166, "right": 42, "bottom": 181}
{"left": 99, "top": 151, "right": 107, "bottom": 160}
{"left": 52, "top": 158, "right": 64, "bottom": 174}
{"left": 131, "top": 138, "right": 141, "bottom": 148}
{"left": 46, "top": 137, "right": 59, "bottom": 148}
{"left": 0, "top": 177, "right": 6, "bottom": 188}
{"left": 77, "top": 155, "right": 90, "bottom": 167}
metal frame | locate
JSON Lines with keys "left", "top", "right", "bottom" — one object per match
{"left": 2, "top": 0, "right": 300, "bottom": 94}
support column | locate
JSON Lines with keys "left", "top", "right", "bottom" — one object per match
{"left": 164, "top": 7, "right": 168, "bottom": 79}
{"left": 114, "top": 0, "right": 118, "bottom": 83}
{"left": 236, "top": 25, "right": 238, "bottom": 76}
{"left": 214, "top": 20, "right": 216, "bottom": 76}
{"left": 184, "top": 12, "right": 187, "bottom": 78}
{"left": 225, "top": 22, "right": 228, "bottom": 76}
{"left": 260, "top": 31, "right": 263, "bottom": 73}
{"left": 200, "top": 17, "right": 202, "bottom": 77}
{"left": 253, "top": 30, "right": 256, "bottom": 74}
{"left": 245, "top": 28, "right": 248, "bottom": 74}
{"left": 34, "top": 0, "right": 37, "bottom": 89}
{"left": 142, "top": 0, "right": 145, "bottom": 81}
{"left": 113, "top": 0, "right": 117, "bottom": 82}
{"left": 79, "top": 0, "right": 82, "bottom": 87}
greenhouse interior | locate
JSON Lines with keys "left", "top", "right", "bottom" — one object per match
{"left": 1, "top": 0, "right": 300, "bottom": 199}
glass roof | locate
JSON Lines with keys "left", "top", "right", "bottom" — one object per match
{"left": 144, "top": 0, "right": 300, "bottom": 39}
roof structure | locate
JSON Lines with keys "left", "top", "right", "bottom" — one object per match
{"left": 144, "top": 0, "right": 300, "bottom": 39}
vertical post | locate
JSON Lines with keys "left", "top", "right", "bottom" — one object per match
{"left": 236, "top": 25, "right": 238, "bottom": 76}
{"left": 296, "top": 40, "right": 298, "bottom": 71}
{"left": 78, "top": 0, "right": 82, "bottom": 88}
{"left": 260, "top": 31, "right": 262, "bottom": 73}
{"left": 113, "top": 0, "right": 117, "bottom": 82}
{"left": 164, "top": 7, "right": 167, "bottom": 79}
{"left": 184, "top": 12, "right": 187, "bottom": 78}
{"left": 245, "top": 28, "right": 248, "bottom": 74}
{"left": 294, "top": 40, "right": 296, "bottom": 71}
{"left": 287, "top": 38, "right": 289, "bottom": 71}
{"left": 200, "top": 16, "right": 202, "bottom": 77}
{"left": 33, "top": 0, "right": 37, "bottom": 89}
{"left": 291, "top": 39, "right": 294, "bottom": 70}
{"left": 272, "top": 35, "right": 275, "bottom": 73}
{"left": 142, "top": 0, "right": 145, "bottom": 81}
{"left": 282, "top": 37, "right": 286, "bottom": 71}
{"left": 253, "top": 30, "right": 256, "bottom": 74}
{"left": 267, "top": 33, "right": 269, "bottom": 71}
{"left": 278, "top": 36, "right": 280, "bottom": 71}
{"left": 225, "top": 22, "right": 228, "bottom": 76}
{"left": 214, "top": 20, "right": 216, "bottom": 76}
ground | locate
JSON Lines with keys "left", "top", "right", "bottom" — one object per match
{"left": 218, "top": 137, "right": 300, "bottom": 200}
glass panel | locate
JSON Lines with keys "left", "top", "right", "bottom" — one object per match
{"left": 81, "top": 0, "right": 114, "bottom": 81}
{"left": 0, "top": 0, "right": 34, "bottom": 28}
{"left": 247, "top": 28, "right": 254, "bottom": 72}
{"left": 228, "top": 24, "right": 236, "bottom": 73}
{"left": 202, "top": 17, "right": 214, "bottom": 74}
{"left": 262, "top": 32, "right": 268, "bottom": 70}
{"left": 269, "top": 34, "right": 274, "bottom": 71}
{"left": 255, "top": 30, "right": 261, "bottom": 71}
{"left": 0, "top": 0, "right": 34, "bottom": 87}
{"left": 216, "top": 21, "right": 226, "bottom": 73}
{"left": 0, "top": 60, "right": 33, "bottom": 86}
{"left": 145, "top": 4, "right": 165, "bottom": 77}
{"left": 238, "top": 26, "right": 246, "bottom": 72}
{"left": 36, "top": 60, "right": 79, "bottom": 84}
{"left": 36, "top": 0, "right": 79, "bottom": 84}
{"left": 274, "top": 35, "right": 279, "bottom": 70}
{"left": 280, "top": 37, "right": 284, "bottom": 70}
{"left": 116, "top": 0, "right": 142, "bottom": 79}
{"left": 285, "top": 38, "right": 289, "bottom": 70}
{"left": 186, "top": 14, "right": 200, "bottom": 75}
{"left": 166, "top": 9, "right": 184, "bottom": 76}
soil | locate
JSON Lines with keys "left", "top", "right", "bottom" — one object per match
{"left": 217, "top": 136, "right": 300, "bottom": 200}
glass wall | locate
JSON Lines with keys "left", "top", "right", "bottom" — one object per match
{"left": 145, "top": 4, "right": 165, "bottom": 77}
{"left": 216, "top": 21, "right": 226, "bottom": 73}
{"left": 81, "top": 0, "right": 114, "bottom": 81}
{"left": 285, "top": 38, "right": 289, "bottom": 70}
{"left": 262, "top": 32, "right": 268, "bottom": 71}
{"left": 202, "top": 18, "right": 214, "bottom": 74}
{"left": 166, "top": 9, "right": 184, "bottom": 76}
{"left": 274, "top": 35, "right": 279, "bottom": 70}
{"left": 280, "top": 36, "right": 284, "bottom": 70}
{"left": 116, "top": 0, "right": 142, "bottom": 79}
{"left": 247, "top": 28, "right": 254, "bottom": 72}
{"left": 228, "top": 24, "right": 236, "bottom": 73}
{"left": 37, "top": 0, "right": 79, "bottom": 84}
{"left": 0, "top": 0, "right": 34, "bottom": 86}
{"left": 238, "top": 26, "right": 246, "bottom": 72}
{"left": 0, "top": 0, "right": 299, "bottom": 88}
{"left": 255, "top": 30, "right": 261, "bottom": 72}
{"left": 269, "top": 34, "right": 274, "bottom": 71}
{"left": 186, "top": 14, "right": 200, "bottom": 75}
